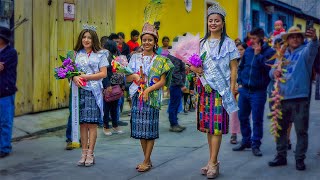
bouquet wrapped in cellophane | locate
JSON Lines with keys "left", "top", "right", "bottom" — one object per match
{"left": 170, "top": 33, "right": 205, "bottom": 68}
{"left": 111, "top": 55, "right": 133, "bottom": 75}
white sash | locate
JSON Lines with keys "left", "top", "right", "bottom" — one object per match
{"left": 71, "top": 82, "right": 80, "bottom": 148}
{"left": 202, "top": 41, "right": 239, "bottom": 115}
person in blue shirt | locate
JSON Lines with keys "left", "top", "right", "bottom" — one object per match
{"left": 0, "top": 26, "right": 18, "bottom": 158}
{"left": 233, "top": 28, "right": 275, "bottom": 156}
{"left": 268, "top": 26, "right": 318, "bottom": 171}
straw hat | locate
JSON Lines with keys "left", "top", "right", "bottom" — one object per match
{"left": 281, "top": 26, "right": 305, "bottom": 41}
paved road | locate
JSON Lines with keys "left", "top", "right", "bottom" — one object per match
{"left": 1, "top": 99, "right": 320, "bottom": 180}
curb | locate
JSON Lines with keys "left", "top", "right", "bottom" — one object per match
{"left": 12, "top": 98, "right": 169, "bottom": 142}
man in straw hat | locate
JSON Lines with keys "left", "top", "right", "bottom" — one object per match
{"left": 268, "top": 26, "right": 318, "bottom": 170}
{"left": 0, "top": 26, "right": 18, "bottom": 158}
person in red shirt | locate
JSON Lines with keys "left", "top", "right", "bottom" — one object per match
{"left": 127, "top": 30, "right": 140, "bottom": 54}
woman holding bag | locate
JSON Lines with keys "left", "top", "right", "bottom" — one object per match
{"left": 102, "top": 40, "right": 125, "bottom": 136}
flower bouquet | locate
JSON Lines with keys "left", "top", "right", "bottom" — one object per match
{"left": 111, "top": 55, "right": 133, "bottom": 75}
{"left": 54, "top": 51, "right": 86, "bottom": 86}
{"left": 170, "top": 33, "right": 210, "bottom": 92}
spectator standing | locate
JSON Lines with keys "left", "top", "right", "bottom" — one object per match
{"left": 233, "top": 28, "right": 276, "bottom": 156}
{"left": 167, "top": 37, "right": 187, "bottom": 133}
{"left": 230, "top": 42, "right": 248, "bottom": 144}
{"left": 0, "top": 26, "right": 18, "bottom": 158}
{"left": 268, "top": 27, "right": 318, "bottom": 170}
{"left": 127, "top": 30, "right": 140, "bottom": 54}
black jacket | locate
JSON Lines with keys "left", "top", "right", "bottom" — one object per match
{"left": 167, "top": 54, "right": 186, "bottom": 87}
{"left": 0, "top": 45, "right": 18, "bottom": 98}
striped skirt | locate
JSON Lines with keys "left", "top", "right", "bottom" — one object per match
{"left": 79, "top": 88, "right": 101, "bottom": 124}
{"left": 197, "top": 80, "right": 229, "bottom": 135}
{"left": 130, "top": 93, "right": 159, "bottom": 140}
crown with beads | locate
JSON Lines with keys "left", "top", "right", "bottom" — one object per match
{"left": 207, "top": 1, "right": 226, "bottom": 17}
{"left": 141, "top": 22, "right": 158, "bottom": 39}
{"left": 82, "top": 24, "right": 97, "bottom": 31}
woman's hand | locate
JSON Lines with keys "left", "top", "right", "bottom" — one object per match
{"left": 73, "top": 76, "right": 85, "bottom": 87}
{"left": 80, "top": 74, "right": 90, "bottom": 81}
{"left": 190, "top": 65, "right": 203, "bottom": 74}
{"left": 143, "top": 87, "right": 151, "bottom": 102}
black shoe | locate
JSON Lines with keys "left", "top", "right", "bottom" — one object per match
{"left": 232, "top": 143, "right": 251, "bottom": 151}
{"left": 288, "top": 143, "right": 292, "bottom": 150}
{"left": 296, "top": 159, "right": 306, "bottom": 171}
{"left": 65, "top": 141, "right": 74, "bottom": 150}
{"left": 0, "top": 152, "right": 10, "bottom": 158}
{"left": 252, "top": 148, "right": 263, "bottom": 156}
{"left": 118, "top": 121, "right": 128, "bottom": 126}
{"left": 268, "top": 155, "right": 287, "bottom": 167}
{"left": 189, "top": 107, "right": 195, "bottom": 112}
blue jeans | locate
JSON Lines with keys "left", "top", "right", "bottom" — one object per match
{"left": 168, "top": 86, "right": 182, "bottom": 126}
{"left": 0, "top": 95, "right": 15, "bottom": 153}
{"left": 238, "top": 88, "right": 267, "bottom": 149}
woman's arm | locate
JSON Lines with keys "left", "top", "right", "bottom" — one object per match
{"left": 80, "top": 66, "right": 107, "bottom": 81}
{"left": 143, "top": 73, "right": 166, "bottom": 102}
{"left": 230, "top": 59, "right": 238, "bottom": 95}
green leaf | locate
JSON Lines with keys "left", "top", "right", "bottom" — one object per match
{"left": 200, "top": 52, "right": 207, "bottom": 61}
{"left": 59, "top": 55, "right": 65, "bottom": 62}
{"left": 66, "top": 50, "right": 76, "bottom": 60}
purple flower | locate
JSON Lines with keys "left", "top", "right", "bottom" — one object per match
{"left": 62, "top": 58, "right": 72, "bottom": 66}
{"left": 57, "top": 69, "right": 67, "bottom": 78}
{"left": 66, "top": 64, "right": 75, "bottom": 71}
{"left": 188, "top": 54, "right": 202, "bottom": 67}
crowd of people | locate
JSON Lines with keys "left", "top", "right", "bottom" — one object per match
{"left": 1, "top": 1, "right": 320, "bottom": 179}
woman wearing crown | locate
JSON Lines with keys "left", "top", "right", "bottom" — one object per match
{"left": 71, "top": 25, "right": 109, "bottom": 167}
{"left": 126, "top": 22, "right": 174, "bottom": 172}
{"left": 189, "top": 2, "right": 239, "bottom": 178}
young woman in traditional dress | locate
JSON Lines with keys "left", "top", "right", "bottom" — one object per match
{"left": 189, "top": 2, "right": 239, "bottom": 178}
{"left": 72, "top": 26, "right": 108, "bottom": 167}
{"left": 126, "top": 23, "right": 174, "bottom": 172}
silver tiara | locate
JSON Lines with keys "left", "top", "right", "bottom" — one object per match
{"left": 82, "top": 24, "right": 97, "bottom": 31}
{"left": 207, "top": 1, "right": 226, "bottom": 17}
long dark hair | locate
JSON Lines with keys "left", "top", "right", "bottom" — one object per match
{"left": 74, "top": 29, "right": 102, "bottom": 52}
{"left": 200, "top": 13, "right": 227, "bottom": 54}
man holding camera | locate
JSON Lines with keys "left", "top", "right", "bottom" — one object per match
{"left": 268, "top": 26, "right": 318, "bottom": 171}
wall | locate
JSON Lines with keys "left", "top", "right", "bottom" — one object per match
{"left": 294, "top": 16, "right": 320, "bottom": 37}
{"left": 115, "top": 0, "right": 239, "bottom": 46}
{"left": 14, "top": 0, "right": 115, "bottom": 115}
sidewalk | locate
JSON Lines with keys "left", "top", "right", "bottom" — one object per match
{"left": 12, "top": 97, "right": 169, "bottom": 141}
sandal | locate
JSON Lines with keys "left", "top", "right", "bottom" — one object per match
{"left": 85, "top": 150, "right": 95, "bottom": 167}
{"left": 137, "top": 163, "right": 151, "bottom": 172}
{"left": 201, "top": 164, "right": 209, "bottom": 175}
{"left": 77, "top": 149, "right": 87, "bottom": 166}
{"left": 136, "top": 161, "right": 152, "bottom": 169}
{"left": 230, "top": 135, "right": 237, "bottom": 144}
{"left": 207, "top": 162, "right": 220, "bottom": 179}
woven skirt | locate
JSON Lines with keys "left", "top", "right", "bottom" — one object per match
{"left": 130, "top": 93, "right": 159, "bottom": 140}
{"left": 197, "top": 80, "right": 229, "bottom": 135}
{"left": 79, "top": 88, "right": 101, "bottom": 124}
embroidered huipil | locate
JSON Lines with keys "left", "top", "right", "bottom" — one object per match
{"left": 200, "top": 37, "right": 240, "bottom": 114}
{"left": 128, "top": 53, "right": 174, "bottom": 109}
{"left": 75, "top": 49, "right": 109, "bottom": 117}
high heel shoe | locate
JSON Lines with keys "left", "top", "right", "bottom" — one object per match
{"left": 77, "top": 149, "right": 87, "bottom": 166}
{"left": 201, "top": 164, "right": 209, "bottom": 175}
{"left": 85, "top": 150, "right": 95, "bottom": 167}
{"left": 207, "top": 161, "right": 220, "bottom": 179}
